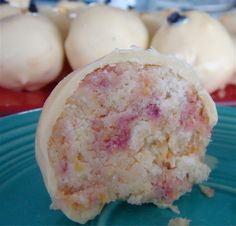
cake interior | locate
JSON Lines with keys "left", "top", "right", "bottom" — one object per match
{"left": 48, "top": 62, "right": 211, "bottom": 216}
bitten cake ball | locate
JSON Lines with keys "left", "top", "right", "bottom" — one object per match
{"left": 0, "top": 13, "right": 64, "bottom": 91}
{"left": 65, "top": 5, "right": 148, "bottom": 69}
{"left": 151, "top": 11, "right": 235, "bottom": 93}
{"left": 36, "top": 49, "right": 217, "bottom": 224}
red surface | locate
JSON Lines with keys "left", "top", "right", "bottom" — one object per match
{"left": 0, "top": 58, "right": 72, "bottom": 117}
{"left": 211, "top": 84, "right": 236, "bottom": 106}
{"left": 0, "top": 71, "right": 236, "bottom": 117}
{"left": 0, "top": 83, "right": 55, "bottom": 117}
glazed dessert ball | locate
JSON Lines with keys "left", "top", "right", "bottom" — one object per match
{"left": 140, "top": 9, "right": 176, "bottom": 43}
{"left": 151, "top": 11, "right": 235, "bottom": 93}
{"left": 0, "top": 13, "right": 64, "bottom": 91}
{"left": 65, "top": 5, "right": 149, "bottom": 69}
{"left": 0, "top": 4, "right": 22, "bottom": 20}
{"left": 36, "top": 48, "right": 217, "bottom": 224}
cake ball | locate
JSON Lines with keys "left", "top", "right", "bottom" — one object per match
{"left": 0, "top": 4, "right": 22, "bottom": 20}
{"left": 36, "top": 48, "right": 217, "bottom": 224}
{"left": 151, "top": 11, "right": 235, "bottom": 93}
{"left": 65, "top": 5, "right": 149, "bottom": 69}
{"left": 0, "top": 13, "right": 64, "bottom": 91}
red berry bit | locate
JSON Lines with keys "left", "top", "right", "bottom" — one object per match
{"left": 146, "top": 103, "right": 160, "bottom": 120}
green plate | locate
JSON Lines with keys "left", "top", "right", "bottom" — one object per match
{"left": 0, "top": 106, "right": 236, "bottom": 225}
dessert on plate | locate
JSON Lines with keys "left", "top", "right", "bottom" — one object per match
{"left": 36, "top": 48, "right": 217, "bottom": 224}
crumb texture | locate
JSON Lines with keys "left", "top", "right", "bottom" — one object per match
{"left": 168, "top": 217, "right": 191, "bottom": 226}
{"left": 199, "top": 184, "right": 215, "bottom": 198}
{"left": 48, "top": 62, "right": 211, "bottom": 217}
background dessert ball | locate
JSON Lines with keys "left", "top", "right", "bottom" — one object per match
{"left": 36, "top": 49, "right": 217, "bottom": 224}
{"left": 0, "top": 4, "right": 22, "bottom": 20}
{"left": 151, "top": 11, "right": 235, "bottom": 93}
{"left": 65, "top": 5, "right": 149, "bottom": 69}
{"left": 0, "top": 13, "right": 64, "bottom": 91}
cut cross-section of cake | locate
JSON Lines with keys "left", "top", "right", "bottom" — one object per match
{"left": 36, "top": 48, "right": 218, "bottom": 224}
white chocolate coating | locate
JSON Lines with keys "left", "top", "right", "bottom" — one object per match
{"left": 0, "top": 13, "right": 64, "bottom": 91}
{"left": 151, "top": 11, "right": 235, "bottom": 93}
{"left": 0, "top": 5, "right": 22, "bottom": 20}
{"left": 36, "top": 48, "right": 217, "bottom": 224}
{"left": 65, "top": 5, "right": 149, "bottom": 69}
